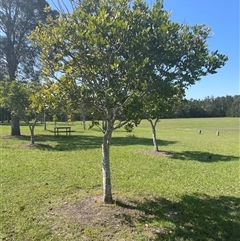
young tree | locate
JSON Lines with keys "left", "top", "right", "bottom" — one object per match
{"left": 30, "top": 0, "right": 228, "bottom": 203}
{"left": 0, "top": 80, "right": 46, "bottom": 144}
{"left": 142, "top": 78, "right": 184, "bottom": 151}
{"left": 0, "top": 0, "right": 58, "bottom": 135}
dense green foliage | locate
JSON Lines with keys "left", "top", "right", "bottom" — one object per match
{"left": 0, "top": 0, "right": 58, "bottom": 81}
{"left": 0, "top": 80, "right": 55, "bottom": 142}
{"left": 172, "top": 95, "right": 240, "bottom": 118}
{"left": 1, "top": 118, "right": 239, "bottom": 240}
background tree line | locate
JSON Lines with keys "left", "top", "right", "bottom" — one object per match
{"left": 171, "top": 95, "right": 240, "bottom": 118}
{"left": 1, "top": 94, "right": 238, "bottom": 124}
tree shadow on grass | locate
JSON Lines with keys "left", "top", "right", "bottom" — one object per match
{"left": 12, "top": 134, "right": 177, "bottom": 151}
{"left": 169, "top": 151, "right": 239, "bottom": 163}
{"left": 116, "top": 194, "right": 240, "bottom": 241}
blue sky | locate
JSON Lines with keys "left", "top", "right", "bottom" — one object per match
{"left": 160, "top": 0, "right": 239, "bottom": 100}
{"left": 50, "top": 0, "right": 239, "bottom": 100}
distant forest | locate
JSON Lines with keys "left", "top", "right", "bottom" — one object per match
{"left": 171, "top": 95, "right": 240, "bottom": 118}
{"left": 0, "top": 95, "right": 239, "bottom": 123}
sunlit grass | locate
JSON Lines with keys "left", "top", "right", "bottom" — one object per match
{"left": 1, "top": 118, "right": 239, "bottom": 240}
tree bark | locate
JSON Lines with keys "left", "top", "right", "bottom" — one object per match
{"left": 29, "top": 126, "right": 35, "bottom": 144}
{"left": 102, "top": 120, "right": 107, "bottom": 133}
{"left": 82, "top": 112, "right": 86, "bottom": 130}
{"left": 11, "top": 114, "right": 21, "bottom": 136}
{"left": 43, "top": 112, "right": 47, "bottom": 130}
{"left": 102, "top": 121, "right": 113, "bottom": 204}
{"left": 149, "top": 119, "right": 159, "bottom": 152}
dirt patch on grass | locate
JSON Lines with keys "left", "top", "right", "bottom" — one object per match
{"left": 55, "top": 195, "right": 140, "bottom": 227}
{"left": 49, "top": 195, "right": 168, "bottom": 240}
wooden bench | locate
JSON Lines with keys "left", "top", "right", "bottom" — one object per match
{"left": 54, "top": 126, "right": 72, "bottom": 136}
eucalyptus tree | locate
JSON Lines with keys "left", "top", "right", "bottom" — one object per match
{"left": 0, "top": 0, "right": 58, "bottom": 135}
{"left": 30, "top": 0, "right": 228, "bottom": 203}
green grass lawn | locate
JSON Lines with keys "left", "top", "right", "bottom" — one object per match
{"left": 1, "top": 118, "right": 239, "bottom": 241}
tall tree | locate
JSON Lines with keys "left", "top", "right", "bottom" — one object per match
{"left": 0, "top": 0, "right": 57, "bottom": 135}
{"left": 30, "top": 0, "right": 228, "bottom": 203}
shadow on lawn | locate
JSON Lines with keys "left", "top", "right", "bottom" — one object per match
{"left": 116, "top": 194, "right": 240, "bottom": 241}
{"left": 170, "top": 151, "right": 239, "bottom": 163}
{"left": 15, "top": 134, "right": 177, "bottom": 151}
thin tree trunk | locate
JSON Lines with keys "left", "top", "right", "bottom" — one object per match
{"left": 82, "top": 114, "right": 86, "bottom": 130}
{"left": 80, "top": 108, "right": 86, "bottom": 130}
{"left": 149, "top": 119, "right": 159, "bottom": 152}
{"left": 43, "top": 112, "right": 47, "bottom": 130}
{"left": 29, "top": 126, "right": 35, "bottom": 144}
{"left": 102, "top": 120, "right": 107, "bottom": 133}
{"left": 102, "top": 122, "right": 113, "bottom": 204}
{"left": 11, "top": 114, "right": 21, "bottom": 136}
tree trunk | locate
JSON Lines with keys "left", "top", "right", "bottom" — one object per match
{"left": 102, "top": 123, "right": 113, "bottom": 204}
{"left": 80, "top": 109, "right": 86, "bottom": 130}
{"left": 43, "top": 112, "right": 47, "bottom": 130}
{"left": 11, "top": 114, "right": 21, "bottom": 136}
{"left": 102, "top": 120, "right": 107, "bottom": 133}
{"left": 82, "top": 113, "right": 86, "bottom": 130}
{"left": 29, "top": 126, "right": 35, "bottom": 144}
{"left": 149, "top": 119, "right": 159, "bottom": 152}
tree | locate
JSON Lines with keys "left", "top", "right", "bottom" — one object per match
{"left": 142, "top": 79, "right": 184, "bottom": 151}
{"left": 0, "top": 0, "right": 58, "bottom": 135}
{"left": 30, "top": 0, "right": 228, "bottom": 203}
{"left": 0, "top": 80, "right": 46, "bottom": 144}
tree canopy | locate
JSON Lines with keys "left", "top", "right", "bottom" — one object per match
{"left": 0, "top": 0, "right": 58, "bottom": 81}
{"left": 0, "top": 79, "right": 48, "bottom": 143}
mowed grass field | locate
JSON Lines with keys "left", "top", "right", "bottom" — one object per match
{"left": 1, "top": 118, "right": 239, "bottom": 241}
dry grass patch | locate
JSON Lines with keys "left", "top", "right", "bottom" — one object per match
{"left": 49, "top": 195, "right": 168, "bottom": 240}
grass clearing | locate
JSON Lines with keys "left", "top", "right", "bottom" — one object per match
{"left": 1, "top": 118, "right": 239, "bottom": 240}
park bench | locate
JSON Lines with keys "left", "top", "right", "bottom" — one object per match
{"left": 54, "top": 126, "right": 72, "bottom": 136}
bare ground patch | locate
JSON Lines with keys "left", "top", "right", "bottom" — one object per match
{"left": 48, "top": 195, "right": 169, "bottom": 240}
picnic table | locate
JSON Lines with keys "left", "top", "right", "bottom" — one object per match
{"left": 54, "top": 126, "right": 72, "bottom": 136}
